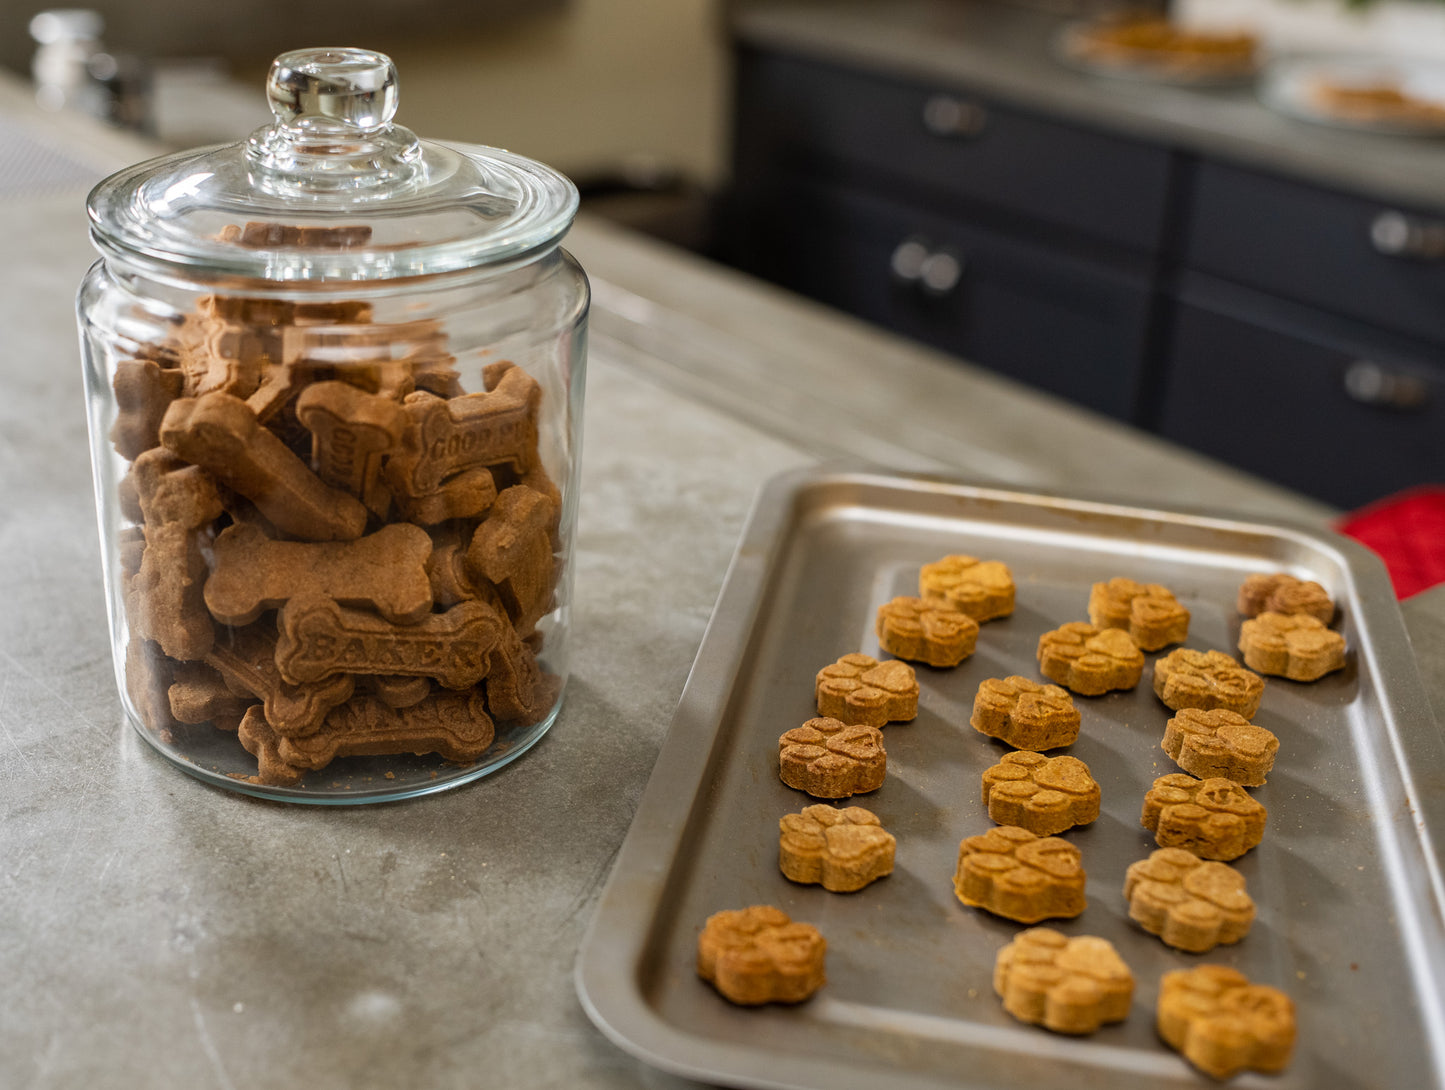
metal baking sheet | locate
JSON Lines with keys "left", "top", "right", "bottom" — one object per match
{"left": 576, "top": 466, "right": 1445, "bottom": 1090}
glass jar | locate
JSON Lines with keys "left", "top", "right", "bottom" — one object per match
{"left": 77, "top": 48, "right": 588, "bottom": 802}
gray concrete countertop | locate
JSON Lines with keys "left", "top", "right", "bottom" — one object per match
{"left": 0, "top": 88, "right": 1441, "bottom": 1088}
{"left": 735, "top": 0, "right": 1445, "bottom": 212}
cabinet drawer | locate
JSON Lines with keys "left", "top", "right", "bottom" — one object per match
{"left": 734, "top": 46, "right": 1173, "bottom": 255}
{"left": 1158, "top": 298, "right": 1445, "bottom": 508}
{"left": 755, "top": 178, "right": 1154, "bottom": 420}
{"left": 1185, "top": 160, "right": 1445, "bottom": 346}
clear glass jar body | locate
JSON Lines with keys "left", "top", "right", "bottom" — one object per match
{"left": 78, "top": 245, "right": 588, "bottom": 802}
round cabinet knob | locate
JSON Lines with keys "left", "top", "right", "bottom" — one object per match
{"left": 268, "top": 47, "right": 399, "bottom": 134}
{"left": 1343, "top": 359, "right": 1430, "bottom": 410}
{"left": 922, "top": 94, "right": 988, "bottom": 138}
{"left": 1370, "top": 210, "right": 1445, "bottom": 261}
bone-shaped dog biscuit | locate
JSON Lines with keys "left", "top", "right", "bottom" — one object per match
{"left": 160, "top": 392, "right": 368, "bottom": 541}
{"left": 277, "top": 689, "right": 495, "bottom": 771}
{"left": 111, "top": 358, "right": 184, "bottom": 460}
{"left": 205, "top": 624, "right": 355, "bottom": 738}
{"left": 466, "top": 485, "right": 557, "bottom": 640}
{"left": 296, "top": 381, "right": 407, "bottom": 515}
{"left": 276, "top": 595, "right": 505, "bottom": 690}
{"left": 204, "top": 521, "right": 434, "bottom": 626}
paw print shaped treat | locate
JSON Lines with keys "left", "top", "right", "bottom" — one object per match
{"left": 1157, "top": 966, "right": 1296, "bottom": 1080}
{"left": 971, "top": 677, "right": 1081, "bottom": 750}
{"left": 1037, "top": 622, "right": 1144, "bottom": 696}
{"left": 1124, "top": 848, "right": 1254, "bottom": 953}
{"left": 697, "top": 906, "right": 827, "bottom": 1006}
{"left": 1153, "top": 648, "right": 1265, "bottom": 719}
{"left": 982, "top": 752, "right": 1100, "bottom": 836}
{"left": 1088, "top": 577, "right": 1190, "bottom": 651}
{"left": 815, "top": 653, "right": 918, "bottom": 726}
{"left": 779, "top": 804, "right": 896, "bottom": 892}
{"left": 1238, "top": 572, "right": 1334, "bottom": 625}
{"left": 993, "top": 928, "right": 1134, "bottom": 1035}
{"left": 875, "top": 596, "right": 979, "bottom": 668}
{"left": 1163, "top": 708, "right": 1278, "bottom": 786}
{"left": 1141, "top": 773, "right": 1266, "bottom": 861}
{"left": 779, "top": 718, "right": 886, "bottom": 798}
{"left": 1239, "top": 611, "right": 1345, "bottom": 682}
{"left": 953, "top": 825, "right": 1086, "bottom": 923}
{"left": 919, "top": 554, "right": 1015, "bottom": 622}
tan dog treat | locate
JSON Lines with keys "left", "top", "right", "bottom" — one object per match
{"left": 1238, "top": 572, "right": 1334, "bottom": 624}
{"left": 1152, "top": 648, "right": 1264, "bottom": 718}
{"left": 237, "top": 706, "right": 306, "bottom": 786}
{"left": 384, "top": 361, "right": 540, "bottom": 517}
{"left": 277, "top": 688, "right": 495, "bottom": 771}
{"left": 171, "top": 311, "right": 265, "bottom": 401}
{"left": 126, "top": 638, "right": 179, "bottom": 736}
{"left": 111, "top": 358, "right": 184, "bottom": 460}
{"left": 235, "top": 222, "right": 373, "bottom": 249}
{"left": 1142, "top": 773, "right": 1266, "bottom": 861}
{"left": 204, "top": 521, "right": 434, "bottom": 627}
{"left": 953, "top": 825, "right": 1086, "bottom": 923}
{"left": 1124, "top": 848, "right": 1254, "bottom": 953}
{"left": 1239, "top": 611, "right": 1346, "bottom": 682}
{"left": 778, "top": 718, "right": 886, "bottom": 799}
{"left": 159, "top": 392, "right": 368, "bottom": 541}
{"left": 128, "top": 449, "right": 224, "bottom": 661}
{"left": 1037, "top": 622, "right": 1144, "bottom": 696}
{"left": 982, "top": 752, "right": 1100, "bottom": 836}
{"left": 1088, "top": 577, "right": 1190, "bottom": 651}
{"left": 970, "top": 676, "right": 1081, "bottom": 750}
{"left": 484, "top": 620, "right": 559, "bottom": 725}
{"left": 993, "top": 929, "right": 1133, "bottom": 1035}
{"left": 358, "top": 675, "right": 433, "bottom": 709}
{"left": 1158, "top": 966, "right": 1296, "bottom": 1079}
{"left": 466, "top": 485, "right": 558, "bottom": 641}
{"left": 778, "top": 804, "right": 896, "bottom": 892}
{"left": 118, "top": 524, "right": 146, "bottom": 578}
{"left": 919, "top": 554, "right": 1015, "bottom": 621}
{"left": 426, "top": 534, "right": 482, "bottom": 609}
{"left": 295, "top": 381, "right": 408, "bottom": 516}
{"left": 205, "top": 625, "right": 355, "bottom": 737}
{"left": 168, "top": 661, "right": 254, "bottom": 724}
{"left": 1163, "top": 708, "right": 1278, "bottom": 786}
{"left": 815, "top": 653, "right": 918, "bottom": 726}
{"left": 875, "top": 596, "right": 979, "bottom": 667}
{"left": 697, "top": 906, "right": 827, "bottom": 1006}
{"left": 276, "top": 595, "right": 506, "bottom": 690}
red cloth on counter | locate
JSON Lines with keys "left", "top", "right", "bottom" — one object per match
{"left": 1337, "top": 486, "right": 1445, "bottom": 600}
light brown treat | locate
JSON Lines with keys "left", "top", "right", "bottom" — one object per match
{"left": 167, "top": 661, "right": 254, "bottom": 724}
{"left": 235, "top": 222, "right": 374, "bottom": 249}
{"left": 384, "top": 361, "right": 540, "bottom": 521}
{"left": 1141, "top": 773, "right": 1266, "bottom": 861}
{"left": 117, "top": 470, "right": 144, "bottom": 525}
{"left": 111, "top": 358, "right": 185, "bottom": 460}
{"left": 125, "top": 638, "right": 179, "bottom": 736}
{"left": 205, "top": 624, "right": 356, "bottom": 738}
{"left": 1152, "top": 648, "right": 1264, "bottom": 718}
{"left": 815, "top": 653, "right": 918, "bottom": 727}
{"left": 237, "top": 706, "right": 306, "bottom": 786}
{"left": 874, "top": 596, "right": 978, "bottom": 668}
{"left": 778, "top": 804, "right": 895, "bottom": 892}
{"left": 277, "top": 688, "right": 495, "bottom": 771}
{"left": 1088, "top": 577, "right": 1190, "bottom": 651}
{"left": 982, "top": 751, "right": 1100, "bottom": 836}
{"left": 279, "top": 317, "right": 447, "bottom": 400}
{"left": 1157, "top": 966, "right": 1296, "bottom": 1080}
{"left": 159, "top": 392, "right": 368, "bottom": 541}
{"left": 993, "top": 928, "right": 1133, "bottom": 1035}
{"left": 697, "top": 906, "right": 826, "bottom": 1006}
{"left": 295, "top": 381, "right": 408, "bottom": 516}
{"left": 358, "top": 675, "right": 433, "bottom": 709}
{"left": 276, "top": 594, "right": 506, "bottom": 690}
{"left": 778, "top": 717, "right": 886, "bottom": 799}
{"left": 128, "top": 449, "right": 224, "bottom": 661}
{"left": 171, "top": 311, "right": 265, "bottom": 401}
{"left": 484, "top": 622, "right": 559, "bottom": 725}
{"left": 1124, "top": 848, "right": 1254, "bottom": 953}
{"left": 1037, "top": 622, "right": 1144, "bottom": 696}
{"left": 203, "top": 521, "right": 434, "bottom": 627}
{"left": 1163, "top": 708, "right": 1278, "bottom": 786}
{"left": 1237, "top": 572, "right": 1335, "bottom": 625}
{"left": 1239, "top": 611, "right": 1346, "bottom": 682}
{"left": 953, "top": 825, "right": 1086, "bottom": 923}
{"left": 466, "top": 485, "right": 558, "bottom": 641}
{"left": 426, "top": 532, "right": 481, "bottom": 609}
{"left": 117, "top": 524, "right": 146, "bottom": 579}
{"left": 970, "top": 676, "right": 1081, "bottom": 750}
{"left": 918, "top": 554, "right": 1015, "bottom": 622}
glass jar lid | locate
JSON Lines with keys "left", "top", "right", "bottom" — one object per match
{"left": 87, "top": 48, "right": 579, "bottom": 282}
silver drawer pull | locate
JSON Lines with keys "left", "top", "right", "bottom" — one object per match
{"left": 1343, "top": 359, "right": 1430, "bottom": 410}
{"left": 922, "top": 94, "right": 988, "bottom": 138}
{"left": 890, "top": 237, "right": 964, "bottom": 296}
{"left": 1370, "top": 210, "right": 1445, "bottom": 260}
